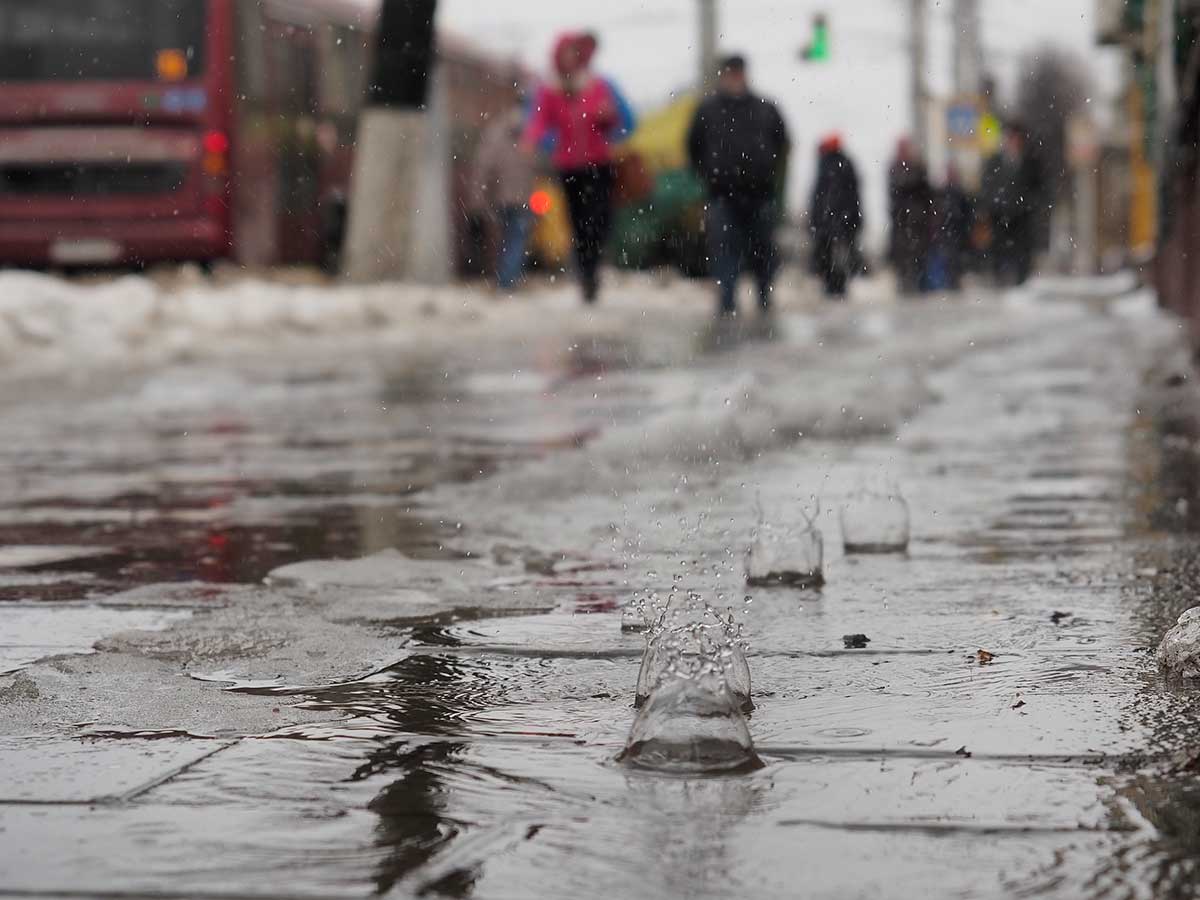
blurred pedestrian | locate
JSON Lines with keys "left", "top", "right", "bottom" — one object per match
{"left": 929, "top": 166, "right": 973, "bottom": 291}
{"left": 687, "top": 54, "right": 790, "bottom": 318}
{"left": 473, "top": 100, "right": 536, "bottom": 292}
{"left": 887, "top": 137, "right": 933, "bottom": 294}
{"left": 522, "top": 32, "right": 635, "bottom": 303}
{"left": 808, "top": 133, "right": 862, "bottom": 298}
{"left": 982, "top": 126, "right": 1038, "bottom": 286}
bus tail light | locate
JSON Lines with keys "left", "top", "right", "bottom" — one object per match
{"left": 201, "top": 130, "right": 230, "bottom": 179}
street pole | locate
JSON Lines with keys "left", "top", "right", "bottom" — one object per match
{"left": 952, "top": 0, "right": 981, "bottom": 99}
{"left": 1155, "top": 0, "right": 1177, "bottom": 173}
{"left": 951, "top": 0, "right": 983, "bottom": 187}
{"left": 909, "top": 0, "right": 929, "bottom": 158}
{"left": 342, "top": 0, "right": 440, "bottom": 283}
{"left": 698, "top": 0, "right": 718, "bottom": 91}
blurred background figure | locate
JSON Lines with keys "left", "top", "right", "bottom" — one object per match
{"left": 472, "top": 98, "right": 536, "bottom": 292}
{"left": 887, "top": 137, "right": 933, "bottom": 294}
{"left": 807, "top": 133, "right": 862, "bottom": 298}
{"left": 927, "top": 166, "right": 973, "bottom": 291}
{"left": 522, "top": 31, "right": 635, "bottom": 303}
{"left": 981, "top": 125, "right": 1040, "bottom": 286}
{"left": 687, "top": 54, "right": 790, "bottom": 319}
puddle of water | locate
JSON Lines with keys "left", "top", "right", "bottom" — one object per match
{"left": 1, "top": 291, "right": 1194, "bottom": 898}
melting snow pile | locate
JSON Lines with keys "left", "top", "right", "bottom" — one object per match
{"left": 0, "top": 269, "right": 708, "bottom": 377}
{"left": 1158, "top": 607, "right": 1200, "bottom": 681}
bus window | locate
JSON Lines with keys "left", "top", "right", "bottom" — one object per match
{"left": 0, "top": 0, "right": 207, "bottom": 82}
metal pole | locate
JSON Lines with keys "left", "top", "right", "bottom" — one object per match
{"left": 951, "top": 0, "right": 983, "bottom": 187}
{"left": 1156, "top": 0, "right": 1177, "bottom": 172}
{"left": 910, "top": 0, "right": 928, "bottom": 156}
{"left": 952, "top": 0, "right": 982, "bottom": 98}
{"left": 699, "top": 0, "right": 718, "bottom": 91}
{"left": 1073, "top": 153, "right": 1098, "bottom": 274}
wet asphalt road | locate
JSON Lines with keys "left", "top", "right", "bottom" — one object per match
{"left": 3, "top": 278, "right": 1200, "bottom": 899}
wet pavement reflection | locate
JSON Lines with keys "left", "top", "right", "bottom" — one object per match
{"left": 5, "top": 293, "right": 1200, "bottom": 897}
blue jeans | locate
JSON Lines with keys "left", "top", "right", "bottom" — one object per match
{"left": 707, "top": 195, "right": 779, "bottom": 315}
{"left": 496, "top": 205, "right": 532, "bottom": 290}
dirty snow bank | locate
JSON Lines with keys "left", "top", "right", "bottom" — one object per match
{"left": 0, "top": 269, "right": 721, "bottom": 379}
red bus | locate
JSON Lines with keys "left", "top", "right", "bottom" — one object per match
{"left": 0, "top": 0, "right": 521, "bottom": 271}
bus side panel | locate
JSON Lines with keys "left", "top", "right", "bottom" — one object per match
{"left": 232, "top": 0, "right": 280, "bottom": 267}
{"left": 208, "top": 0, "right": 236, "bottom": 259}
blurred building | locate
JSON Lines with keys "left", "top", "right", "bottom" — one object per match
{"left": 1099, "top": 0, "right": 1200, "bottom": 340}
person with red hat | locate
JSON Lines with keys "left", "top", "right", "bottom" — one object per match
{"left": 808, "top": 132, "right": 862, "bottom": 297}
{"left": 522, "top": 32, "right": 635, "bottom": 303}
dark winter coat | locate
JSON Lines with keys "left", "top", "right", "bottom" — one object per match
{"left": 888, "top": 158, "right": 933, "bottom": 269}
{"left": 932, "top": 183, "right": 972, "bottom": 253}
{"left": 981, "top": 152, "right": 1030, "bottom": 230}
{"left": 809, "top": 148, "right": 862, "bottom": 241}
{"left": 686, "top": 91, "right": 789, "bottom": 201}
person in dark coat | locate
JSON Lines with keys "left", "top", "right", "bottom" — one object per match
{"left": 887, "top": 137, "right": 934, "bottom": 294}
{"left": 982, "top": 127, "right": 1038, "bottom": 286}
{"left": 687, "top": 54, "right": 790, "bottom": 318}
{"left": 929, "top": 166, "right": 973, "bottom": 290}
{"left": 808, "top": 133, "right": 862, "bottom": 297}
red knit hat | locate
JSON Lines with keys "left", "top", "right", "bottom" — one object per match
{"left": 552, "top": 32, "right": 598, "bottom": 76}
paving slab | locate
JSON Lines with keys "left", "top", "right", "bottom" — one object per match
{"left": 0, "top": 736, "right": 233, "bottom": 804}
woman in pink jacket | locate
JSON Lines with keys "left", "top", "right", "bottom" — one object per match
{"left": 523, "top": 32, "right": 635, "bottom": 303}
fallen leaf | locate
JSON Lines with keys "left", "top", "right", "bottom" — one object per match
{"left": 955, "top": 745, "right": 972, "bottom": 758}
{"left": 842, "top": 633, "right": 871, "bottom": 649}
{"left": 976, "top": 649, "right": 995, "bottom": 665}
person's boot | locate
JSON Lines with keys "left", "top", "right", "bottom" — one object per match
{"left": 581, "top": 269, "right": 599, "bottom": 304}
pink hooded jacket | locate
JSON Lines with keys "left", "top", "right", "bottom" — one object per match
{"left": 522, "top": 33, "right": 635, "bottom": 172}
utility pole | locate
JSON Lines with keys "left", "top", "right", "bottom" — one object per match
{"left": 1155, "top": 0, "right": 1177, "bottom": 173}
{"left": 951, "top": 0, "right": 983, "bottom": 187}
{"left": 952, "top": 0, "right": 981, "bottom": 99}
{"left": 698, "top": 0, "right": 718, "bottom": 91}
{"left": 342, "top": 0, "right": 440, "bottom": 283}
{"left": 909, "top": 0, "right": 929, "bottom": 158}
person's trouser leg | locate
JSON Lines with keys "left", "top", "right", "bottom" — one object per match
{"left": 560, "top": 165, "right": 613, "bottom": 302}
{"left": 588, "top": 164, "right": 614, "bottom": 262}
{"left": 1013, "top": 221, "right": 1034, "bottom": 284}
{"left": 706, "top": 196, "right": 742, "bottom": 315}
{"left": 744, "top": 199, "right": 779, "bottom": 310}
{"left": 496, "top": 205, "right": 532, "bottom": 290}
{"left": 993, "top": 224, "right": 1014, "bottom": 285}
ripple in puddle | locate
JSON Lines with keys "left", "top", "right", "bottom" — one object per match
{"left": 815, "top": 727, "right": 873, "bottom": 740}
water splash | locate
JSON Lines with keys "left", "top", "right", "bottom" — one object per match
{"left": 840, "top": 482, "right": 911, "bottom": 554}
{"left": 620, "top": 654, "right": 762, "bottom": 775}
{"left": 634, "top": 590, "right": 751, "bottom": 712}
{"left": 745, "top": 497, "right": 824, "bottom": 588}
